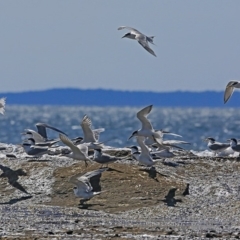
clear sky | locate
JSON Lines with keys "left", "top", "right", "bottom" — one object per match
{"left": 0, "top": 1, "right": 240, "bottom": 93}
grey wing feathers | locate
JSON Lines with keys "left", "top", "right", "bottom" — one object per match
{"left": 118, "top": 26, "right": 142, "bottom": 34}
{"left": 59, "top": 133, "right": 80, "bottom": 153}
{"left": 224, "top": 83, "right": 236, "bottom": 104}
{"left": 210, "top": 143, "right": 229, "bottom": 151}
{"left": 93, "top": 128, "right": 105, "bottom": 141}
{"left": 81, "top": 115, "right": 96, "bottom": 142}
{"left": 138, "top": 40, "right": 157, "bottom": 57}
{"left": 137, "top": 105, "right": 153, "bottom": 130}
{"left": 70, "top": 168, "right": 108, "bottom": 192}
{"left": 36, "top": 123, "right": 67, "bottom": 138}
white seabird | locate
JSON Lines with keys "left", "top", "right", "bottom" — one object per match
{"left": 0, "top": 98, "right": 6, "bottom": 115}
{"left": 228, "top": 138, "right": 240, "bottom": 153}
{"left": 204, "top": 137, "right": 229, "bottom": 156}
{"left": 59, "top": 134, "right": 92, "bottom": 167}
{"left": 128, "top": 105, "right": 163, "bottom": 146}
{"left": 70, "top": 168, "right": 108, "bottom": 205}
{"left": 22, "top": 138, "right": 49, "bottom": 157}
{"left": 78, "top": 115, "right": 104, "bottom": 150}
{"left": 224, "top": 80, "right": 240, "bottom": 104}
{"left": 134, "top": 136, "right": 161, "bottom": 167}
{"left": 118, "top": 26, "right": 156, "bottom": 57}
{"left": 93, "top": 148, "right": 123, "bottom": 167}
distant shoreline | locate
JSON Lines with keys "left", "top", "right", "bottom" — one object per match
{"left": 1, "top": 88, "right": 239, "bottom": 107}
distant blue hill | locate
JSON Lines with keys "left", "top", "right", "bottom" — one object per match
{"left": 1, "top": 88, "right": 240, "bottom": 107}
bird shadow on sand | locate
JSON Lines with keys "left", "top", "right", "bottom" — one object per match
{"left": 160, "top": 188, "right": 182, "bottom": 207}
{"left": 77, "top": 202, "right": 105, "bottom": 210}
{"left": 0, "top": 164, "right": 29, "bottom": 194}
{"left": 105, "top": 167, "right": 123, "bottom": 173}
{"left": 139, "top": 167, "right": 160, "bottom": 182}
{"left": 27, "top": 159, "right": 51, "bottom": 162}
{"left": 0, "top": 196, "right": 32, "bottom": 205}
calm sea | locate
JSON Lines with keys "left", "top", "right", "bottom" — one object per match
{"left": 0, "top": 105, "right": 239, "bottom": 151}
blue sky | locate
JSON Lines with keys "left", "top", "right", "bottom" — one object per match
{"left": 0, "top": 1, "right": 240, "bottom": 93}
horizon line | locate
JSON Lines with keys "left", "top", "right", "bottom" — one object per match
{"left": 0, "top": 87, "right": 226, "bottom": 94}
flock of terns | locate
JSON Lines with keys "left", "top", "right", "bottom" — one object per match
{"left": 0, "top": 26, "right": 240, "bottom": 204}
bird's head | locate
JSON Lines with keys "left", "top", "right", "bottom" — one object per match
{"left": 128, "top": 130, "right": 138, "bottom": 140}
{"left": 122, "top": 32, "right": 131, "bottom": 38}
{"left": 204, "top": 137, "right": 215, "bottom": 143}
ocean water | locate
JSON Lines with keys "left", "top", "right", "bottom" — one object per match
{"left": 0, "top": 105, "right": 240, "bottom": 151}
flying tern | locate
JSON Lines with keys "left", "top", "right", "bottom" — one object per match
{"left": 129, "top": 105, "right": 163, "bottom": 145}
{"left": 224, "top": 81, "right": 240, "bottom": 104}
{"left": 59, "top": 134, "right": 92, "bottom": 167}
{"left": 0, "top": 97, "right": 6, "bottom": 115}
{"left": 204, "top": 137, "right": 229, "bottom": 156}
{"left": 70, "top": 168, "right": 107, "bottom": 205}
{"left": 118, "top": 26, "right": 156, "bottom": 57}
{"left": 77, "top": 115, "right": 105, "bottom": 149}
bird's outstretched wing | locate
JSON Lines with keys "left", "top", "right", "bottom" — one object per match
{"left": 118, "top": 26, "right": 142, "bottom": 35}
{"left": 0, "top": 97, "right": 6, "bottom": 115}
{"left": 137, "top": 105, "right": 153, "bottom": 130}
{"left": 138, "top": 39, "right": 157, "bottom": 57}
{"left": 224, "top": 81, "right": 238, "bottom": 104}
{"left": 35, "top": 123, "right": 67, "bottom": 139}
{"left": 81, "top": 115, "right": 96, "bottom": 142}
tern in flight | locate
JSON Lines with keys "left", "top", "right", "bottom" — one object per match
{"left": 224, "top": 81, "right": 240, "bottom": 104}
{"left": 129, "top": 105, "right": 164, "bottom": 145}
{"left": 0, "top": 98, "right": 6, "bottom": 115}
{"left": 70, "top": 168, "right": 107, "bottom": 205}
{"left": 118, "top": 26, "right": 156, "bottom": 57}
{"left": 59, "top": 134, "right": 92, "bottom": 167}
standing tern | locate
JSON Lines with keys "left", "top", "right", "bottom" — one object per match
{"left": 59, "top": 134, "right": 92, "bottom": 167}
{"left": 0, "top": 97, "right": 6, "bottom": 115}
{"left": 204, "top": 137, "right": 229, "bottom": 156}
{"left": 93, "top": 149, "right": 123, "bottom": 167}
{"left": 118, "top": 26, "right": 156, "bottom": 57}
{"left": 70, "top": 168, "right": 108, "bottom": 205}
{"left": 22, "top": 123, "right": 67, "bottom": 144}
{"left": 224, "top": 81, "right": 240, "bottom": 104}
{"left": 129, "top": 105, "right": 163, "bottom": 145}
{"left": 128, "top": 146, "right": 141, "bottom": 161}
{"left": 22, "top": 139, "right": 49, "bottom": 157}
{"left": 135, "top": 136, "right": 161, "bottom": 167}
{"left": 228, "top": 138, "right": 240, "bottom": 153}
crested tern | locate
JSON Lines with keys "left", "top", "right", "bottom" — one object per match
{"left": 78, "top": 115, "right": 105, "bottom": 149}
{"left": 129, "top": 105, "right": 165, "bottom": 146}
{"left": 22, "top": 139, "right": 49, "bottom": 157}
{"left": 0, "top": 97, "right": 6, "bottom": 115}
{"left": 93, "top": 148, "right": 122, "bottom": 167}
{"left": 135, "top": 136, "right": 161, "bottom": 167}
{"left": 204, "top": 137, "right": 230, "bottom": 156}
{"left": 118, "top": 26, "right": 156, "bottom": 57}
{"left": 70, "top": 168, "right": 107, "bottom": 205}
{"left": 22, "top": 122, "right": 67, "bottom": 145}
{"left": 59, "top": 134, "right": 92, "bottom": 167}
{"left": 224, "top": 80, "right": 240, "bottom": 104}
{"left": 144, "top": 129, "right": 182, "bottom": 146}
{"left": 228, "top": 138, "right": 240, "bottom": 152}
